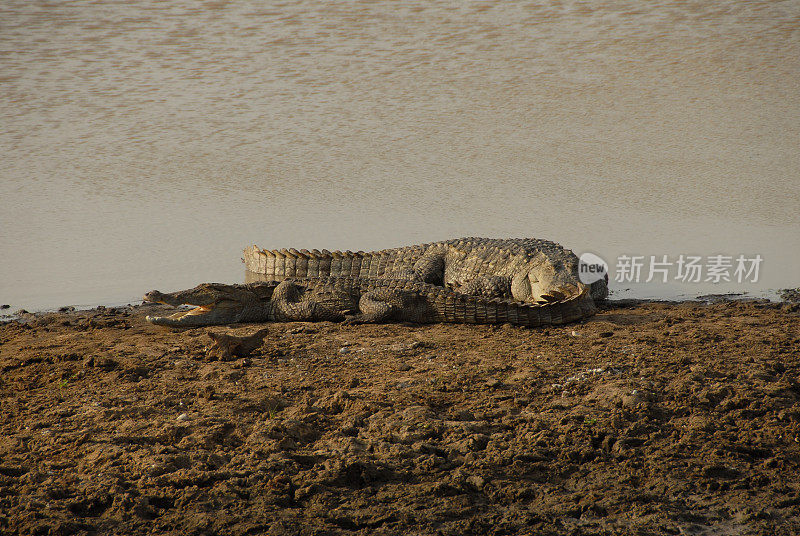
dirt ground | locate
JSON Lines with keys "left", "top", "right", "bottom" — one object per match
{"left": 0, "top": 298, "right": 798, "bottom": 535}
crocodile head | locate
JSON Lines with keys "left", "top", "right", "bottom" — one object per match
{"left": 511, "top": 258, "right": 608, "bottom": 303}
{"left": 143, "top": 282, "right": 275, "bottom": 328}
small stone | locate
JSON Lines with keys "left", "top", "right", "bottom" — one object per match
{"left": 570, "top": 330, "right": 581, "bottom": 337}
{"left": 338, "top": 347, "right": 350, "bottom": 355}
{"left": 0, "top": 304, "right": 9, "bottom": 310}
{"left": 485, "top": 378, "right": 502, "bottom": 389}
{"left": 390, "top": 341, "right": 423, "bottom": 352}
{"left": 397, "top": 363, "right": 412, "bottom": 371}
{"left": 176, "top": 413, "right": 190, "bottom": 422}
{"left": 599, "top": 331, "right": 613, "bottom": 338}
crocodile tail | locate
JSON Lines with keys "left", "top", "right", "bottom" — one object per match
{"left": 243, "top": 245, "right": 431, "bottom": 279}
{"left": 479, "top": 283, "right": 596, "bottom": 326}
{"left": 435, "top": 283, "right": 595, "bottom": 326}
{"left": 557, "top": 283, "right": 597, "bottom": 324}
{"left": 245, "top": 246, "right": 370, "bottom": 278}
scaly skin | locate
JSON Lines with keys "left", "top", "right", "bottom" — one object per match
{"left": 243, "top": 237, "right": 608, "bottom": 304}
{"left": 144, "top": 277, "right": 596, "bottom": 329}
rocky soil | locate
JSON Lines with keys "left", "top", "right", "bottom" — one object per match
{"left": 0, "top": 299, "right": 799, "bottom": 535}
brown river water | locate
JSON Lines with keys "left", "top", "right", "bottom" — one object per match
{"left": 1, "top": 0, "right": 799, "bottom": 310}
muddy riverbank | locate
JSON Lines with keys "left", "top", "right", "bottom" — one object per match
{"left": 0, "top": 299, "right": 798, "bottom": 535}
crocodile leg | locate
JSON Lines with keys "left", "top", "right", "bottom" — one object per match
{"left": 382, "top": 254, "right": 445, "bottom": 285}
{"left": 458, "top": 276, "right": 512, "bottom": 299}
{"left": 343, "top": 290, "right": 406, "bottom": 324}
{"left": 412, "top": 254, "right": 445, "bottom": 285}
{"left": 270, "top": 281, "right": 313, "bottom": 321}
{"left": 269, "top": 281, "right": 337, "bottom": 322}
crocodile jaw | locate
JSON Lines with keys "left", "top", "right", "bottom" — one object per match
{"left": 143, "top": 289, "right": 250, "bottom": 327}
{"left": 144, "top": 302, "right": 244, "bottom": 328}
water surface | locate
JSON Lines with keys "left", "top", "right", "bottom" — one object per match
{"left": 2, "top": 0, "right": 799, "bottom": 310}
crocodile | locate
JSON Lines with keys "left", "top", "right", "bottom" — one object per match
{"left": 144, "top": 277, "right": 596, "bottom": 328}
{"left": 243, "top": 237, "right": 608, "bottom": 304}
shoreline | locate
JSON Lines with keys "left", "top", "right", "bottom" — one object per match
{"left": 0, "top": 299, "right": 798, "bottom": 533}
{"left": 2, "top": 286, "right": 798, "bottom": 322}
